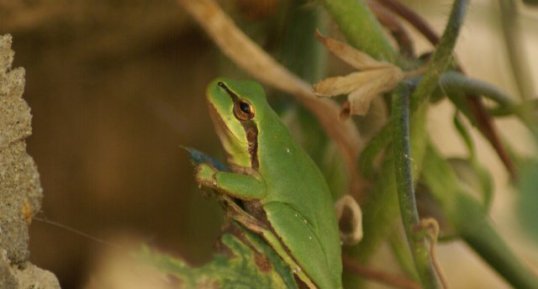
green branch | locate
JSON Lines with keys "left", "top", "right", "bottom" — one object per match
{"left": 440, "top": 71, "right": 538, "bottom": 138}
{"left": 410, "top": 0, "right": 469, "bottom": 109}
{"left": 392, "top": 83, "right": 439, "bottom": 289}
{"left": 498, "top": 0, "right": 535, "bottom": 100}
{"left": 440, "top": 71, "right": 513, "bottom": 107}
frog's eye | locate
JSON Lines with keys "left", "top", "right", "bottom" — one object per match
{"left": 234, "top": 100, "right": 255, "bottom": 121}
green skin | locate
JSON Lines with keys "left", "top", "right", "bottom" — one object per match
{"left": 195, "top": 78, "right": 342, "bottom": 289}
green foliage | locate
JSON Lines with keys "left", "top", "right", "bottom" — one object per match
{"left": 177, "top": 0, "right": 538, "bottom": 288}
{"left": 139, "top": 226, "right": 298, "bottom": 289}
{"left": 319, "top": 0, "right": 396, "bottom": 62}
{"left": 423, "top": 145, "right": 538, "bottom": 289}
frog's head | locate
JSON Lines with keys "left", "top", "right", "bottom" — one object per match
{"left": 206, "top": 78, "right": 267, "bottom": 170}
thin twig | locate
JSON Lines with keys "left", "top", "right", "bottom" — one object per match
{"left": 368, "top": 0, "right": 415, "bottom": 57}
{"left": 343, "top": 255, "right": 421, "bottom": 289}
{"left": 467, "top": 97, "right": 518, "bottom": 178}
{"left": 376, "top": 0, "right": 439, "bottom": 45}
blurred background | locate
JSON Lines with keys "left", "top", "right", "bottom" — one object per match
{"left": 1, "top": 0, "right": 537, "bottom": 288}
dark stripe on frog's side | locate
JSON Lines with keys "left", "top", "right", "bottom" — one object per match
{"left": 218, "top": 82, "right": 260, "bottom": 170}
{"left": 238, "top": 200, "right": 318, "bottom": 289}
{"left": 244, "top": 124, "right": 259, "bottom": 169}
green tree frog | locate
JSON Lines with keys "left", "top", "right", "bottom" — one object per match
{"left": 195, "top": 78, "right": 342, "bottom": 289}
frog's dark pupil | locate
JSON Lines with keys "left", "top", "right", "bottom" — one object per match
{"left": 239, "top": 102, "right": 251, "bottom": 114}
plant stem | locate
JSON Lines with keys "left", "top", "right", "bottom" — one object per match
{"left": 440, "top": 71, "right": 538, "bottom": 134}
{"left": 439, "top": 70, "right": 521, "bottom": 177}
{"left": 278, "top": 1, "right": 326, "bottom": 84}
{"left": 462, "top": 219, "right": 538, "bottom": 289}
{"left": 387, "top": 3, "right": 469, "bottom": 285}
{"left": 440, "top": 71, "right": 513, "bottom": 107}
{"left": 392, "top": 83, "right": 439, "bottom": 289}
{"left": 410, "top": 0, "right": 468, "bottom": 109}
{"left": 377, "top": 0, "right": 439, "bottom": 45}
{"left": 498, "top": 0, "right": 535, "bottom": 101}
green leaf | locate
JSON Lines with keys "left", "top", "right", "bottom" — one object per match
{"left": 319, "top": 0, "right": 397, "bottom": 62}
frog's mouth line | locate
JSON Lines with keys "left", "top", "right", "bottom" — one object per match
{"left": 207, "top": 102, "right": 242, "bottom": 159}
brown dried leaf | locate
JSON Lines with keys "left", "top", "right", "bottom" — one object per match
{"left": 316, "top": 31, "right": 393, "bottom": 70}
{"left": 314, "top": 33, "right": 404, "bottom": 117}
{"left": 347, "top": 68, "right": 403, "bottom": 116}
{"left": 314, "top": 71, "right": 378, "bottom": 97}
{"left": 314, "top": 67, "right": 403, "bottom": 117}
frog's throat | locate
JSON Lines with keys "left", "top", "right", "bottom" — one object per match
{"left": 207, "top": 102, "right": 259, "bottom": 170}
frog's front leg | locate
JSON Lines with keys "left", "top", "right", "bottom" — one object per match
{"left": 195, "top": 163, "right": 266, "bottom": 200}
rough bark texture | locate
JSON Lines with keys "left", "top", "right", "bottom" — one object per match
{"left": 0, "top": 34, "right": 60, "bottom": 289}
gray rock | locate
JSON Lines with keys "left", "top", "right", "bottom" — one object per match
{"left": 1, "top": 250, "right": 60, "bottom": 289}
{"left": 0, "top": 34, "right": 60, "bottom": 289}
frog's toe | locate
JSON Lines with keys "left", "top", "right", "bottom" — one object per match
{"left": 195, "top": 163, "right": 217, "bottom": 186}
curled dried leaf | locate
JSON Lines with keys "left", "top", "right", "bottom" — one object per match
{"left": 314, "top": 71, "right": 378, "bottom": 97}
{"left": 335, "top": 194, "right": 363, "bottom": 245}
